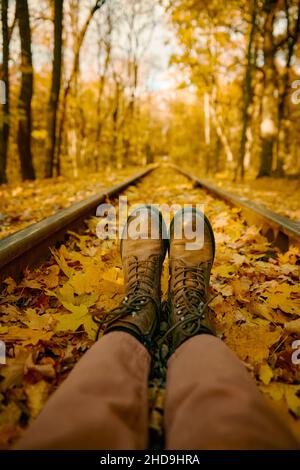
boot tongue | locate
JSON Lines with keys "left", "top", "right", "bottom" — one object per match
{"left": 126, "top": 258, "right": 155, "bottom": 298}
{"left": 175, "top": 262, "right": 206, "bottom": 311}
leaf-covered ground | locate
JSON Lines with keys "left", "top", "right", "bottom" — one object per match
{"left": 0, "top": 167, "right": 140, "bottom": 239}
{"left": 0, "top": 166, "right": 300, "bottom": 449}
{"left": 207, "top": 175, "right": 300, "bottom": 222}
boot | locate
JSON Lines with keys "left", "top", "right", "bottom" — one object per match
{"left": 167, "top": 208, "right": 215, "bottom": 351}
{"left": 103, "top": 205, "right": 167, "bottom": 351}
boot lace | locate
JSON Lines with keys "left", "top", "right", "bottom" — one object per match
{"left": 160, "top": 261, "right": 215, "bottom": 353}
{"left": 93, "top": 256, "right": 160, "bottom": 340}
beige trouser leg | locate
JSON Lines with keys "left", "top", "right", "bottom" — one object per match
{"left": 165, "top": 335, "right": 299, "bottom": 449}
{"left": 15, "top": 332, "right": 151, "bottom": 450}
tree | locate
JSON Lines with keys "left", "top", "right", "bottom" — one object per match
{"left": 236, "top": 0, "right": 258, "bottom": 180}
{"left": 45, "top": 0, "right": 64, "bottom": 178}
{"left": 16, "top": 0, "right": 35, "bottom": 180}
{"left": 94, "top": 8, "right": 113, "bottom": 170}
{"left": 55, "top": 0, "right": 106, "bottom": 175}
{"left": 0, "top": 0, "right": 9, "bottom": 183}
{"left": 0, "top": 0, "right": 16, "bottom": 183}
{"left": 122, "top": 0, "right": 155, "bottom": 164}
{"left": 169, "top": 0, "right": 242, "bottom": 175}
{"left": 275, "top": 0, "right": 300, "bottom": 175}
{"left": 257, "top": 0, "right": 279, "bottom": 178}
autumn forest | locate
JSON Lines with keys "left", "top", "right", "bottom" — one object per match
{"left": 0, "top": 0, "right": 299, "bottom": 184}
{"left": 0, "top": 0, "right": 300, "bottom": 452}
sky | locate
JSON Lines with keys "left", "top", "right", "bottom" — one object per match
{"left": 144, "top": 6, "right": 178, "bottom": 92}
{"left": 3, "top": 0, "right": 186, "bottom": 104}
{"left": 79, "top": 0, "right": 179, "bottom": 94}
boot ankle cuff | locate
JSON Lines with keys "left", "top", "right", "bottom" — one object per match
{"left": 171, "top": 326, "right": 215, "bottom": 356}
{"left": 104, "top": 325, "right": 153, "bottom": 353}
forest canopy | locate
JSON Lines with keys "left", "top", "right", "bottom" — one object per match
{"left": 0, "top": 0, "right": 300, "bottom": 183}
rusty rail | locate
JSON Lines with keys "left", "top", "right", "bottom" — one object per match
{"left": 0, "top": 164, "right": 158, "bottom": 281}
{"left": 171, "top": 164, "right": 300, "bottom": 251}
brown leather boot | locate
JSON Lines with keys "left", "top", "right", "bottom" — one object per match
{"left": 103, "top": 205, "right": 167, "bottom": 351}
{"left": 167, "top": 208, "right": 216, "bottom": 351}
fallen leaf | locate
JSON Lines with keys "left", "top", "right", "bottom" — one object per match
{"left": 225, "top": 323, "right": 282, "bottom": 366}
{"left": 25, "top": 381, "right": 50, "bottom": 419}
{"left": 284, "top": 318, "right": 300, "bottom": 335}
{"left": 259, "top": 363, "right": 274, "bottom": 385}
{"left": 260, "top": 383, "right": 300, "bottom": 417}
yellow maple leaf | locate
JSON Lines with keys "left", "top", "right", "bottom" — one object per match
{"left": 249, "top": 300, "right": 273, "bottom": 321}
{"left": 258, "top": 363, "right": 274, "bottom": 385}
{"left": 23, "top": 308, "right": 55, "bottom": 331}
{"left": 0, "top": 349, "right": 30, "bottom": 391}
{"left": 56, "top": 283, "right": 99, "bottom": 314}
{"left": 54, "top": 311, "right": 97, "bottom": 339}
{"left": 265, "top": 283, "right": 300, "bottom": 315}
{"left": 41, "top": 265, "right": 60, "bottom": 289}
{"left": 68, "top": 263, "right": 105, "bottom": 295}
{"left": 103, "top": 267, "right": 123, "bottom": 284}
{"left": 213, "top": 264, "right": 236, "bottom": 278}
{"left": 69, "top": 271, "right": 95, "bottom": 295}
{"left": 50, "top": 248, "right": 73, "bottom": 278}
{"left": 25, "top": 381, "right": 50, "bottom": 419}
{"left": 225, "top": 323, "right": 282, "bottom": 366}
{"left": 260, "top": 383, "right": 300, "bottom": 417}
{"left": 0, "top": 326, "right": 53, "bottom": 346}
{"left": 284, "top": 318, "right": 300, "bottom": 335}
{"left": 231, "top": 278, "right": 251, "bottom": 302}
{"left": 3, "top": 278, "right": 17, "bottom": 295}
{"left": 20, "top": 278, "right": 42, "bottom": 290}
{"left": 0, "top": 402, "right": 21, "bottom": 426}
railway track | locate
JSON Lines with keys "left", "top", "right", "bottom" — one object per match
{"left": 0, "top": 163, "right": 299, "bottom": 282}
{"left": 0, "top": 164, "right": 158, "bottom": 282}
{"left": 171, "top": 164, "right": 300, "bottom": 251}
{"left": 0, "top": 164, "right": 299, "bottom": 447}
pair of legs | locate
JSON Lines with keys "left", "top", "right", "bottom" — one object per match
{"left": 15, "top": 332, "right": 297, "bottom": 450}
{"left": 15, "top": 207, "right": 298, "bottom": 449}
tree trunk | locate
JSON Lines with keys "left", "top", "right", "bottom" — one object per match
{"left": 111, "top": 79, "right": 120, "bottom": 167}
{"left": 0, "top": 0, "right": 9, "bottom": 183}
{"left": 16, "top": 0, "right": 35, "bottom": 180}
{"left": 94, "top": 13, "right": 112, "bottom": 170}
{"left": 124, "top": 62, "right": 138, "bottom": 164}
{"left": 275, "top": 0, "right": 300, "bottom": 175}
{"left": 257, "top": 0, "right": 278, "bottom": 178}
{"left": 214, "top": 135, "right": 221, "bottom": 173}
{"left": 210, "top": 103, "right": 234, "bottom": 166}
{"left": 45, "top": 0, "right": 63, "bottom": 178}
{"left": 203, "top": 92, "right": 211, "bottom": 173}
{"left": 236, "top": 0, "right": 257, "bottom": 181}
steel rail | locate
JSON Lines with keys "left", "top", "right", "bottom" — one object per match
{"left": 170, "top": 164, "right": 300, "bottom": 251}
{"left": 1, "top": 162, "right": 299, "bottom": 282}
{"left": 0, "top": 164, "right": 158, "bottom": 281}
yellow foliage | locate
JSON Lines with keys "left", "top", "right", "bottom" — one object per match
{"left": 225, "top": 323, "right": 282, "bottom": 366}
{"left": 0, "top": 167, "right": 299, "bottom": 444}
